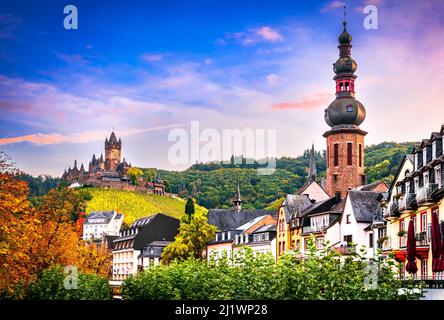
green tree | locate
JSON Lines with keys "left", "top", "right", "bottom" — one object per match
{"left": 123, "top": 242, "right": 424, "bottom": 300}
{"left": 161, "top": 211, "right": 216, "bottom": 264}
{"left": 127, "top": 167, "right": 143, "bottom": 186}
{"left": 185, "top": 198, "right": 195, "bottom": 220}
{"left": 27, "top": 265, "right": 112, "bottom": 300}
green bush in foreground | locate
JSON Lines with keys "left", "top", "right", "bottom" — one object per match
{"left": 27, "top": 265, "right": 112, "bottom": 300}
{"left": 122, "top": 240, "right": 424, "bottom": 300}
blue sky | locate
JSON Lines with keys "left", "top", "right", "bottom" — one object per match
{"left": 1, "top": 0, "right": 444, "bottom": 176}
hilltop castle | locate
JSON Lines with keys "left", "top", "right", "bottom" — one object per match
{"left": 62, "top": 131, "right": 165, "bottom": 195}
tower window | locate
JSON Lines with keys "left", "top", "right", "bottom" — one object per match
{"left": 346, "top": 104, "right": 353, "bottom": 112}
{"left": 334, "top": 143, "right": 339, "bottom": 166}
{"left": 347, "top": 143, "right": 352, "bottom": 165}
{"left": 339, "top": 82, "right": 343, "bottom": 91}
{"left": 359, "top": 144, "right": 362, "bottom": 167}
{"left": 326, "top": 146, "right": 329, "bottom": 169}
{"left": 345, "top": 82, "right": 349, "bottom": 91}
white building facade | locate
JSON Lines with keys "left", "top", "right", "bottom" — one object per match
{"left": 83, "top": 210, "right": 124, "bottom": 241}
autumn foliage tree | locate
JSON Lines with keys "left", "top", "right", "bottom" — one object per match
{"left": 0, "top": 153, "right": 111, "bottom": 298}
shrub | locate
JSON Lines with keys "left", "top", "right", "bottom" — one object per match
{"left": 27, "top": 265, "right": 112, "bottom": 300}
{"left": 122, "top": 240, "right": 424, "bottom": 300}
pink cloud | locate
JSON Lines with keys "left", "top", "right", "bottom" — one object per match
{"left": 256, "top": 27, "right": 283, "bottom": 42}
{"left": 271, "top": 93, "right": 331, "bottom": 111}
{"left": 141, "top": 53, "right": 165, "bottom": 62}
{"left": 321, "top": 1, "right": 346, "bottom": 12}
{"left": 218, "top": 26, "right": 283, "bottom": 46}
{"left": 0, "top": 124, "right": 189, "bottom": 146}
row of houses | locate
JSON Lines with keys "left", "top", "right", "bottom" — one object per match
{"left": 205, "top": 125, "right": 444, "bottom": 283}
{"left": 82, "top": 211, "right": 180, "bottom": 285}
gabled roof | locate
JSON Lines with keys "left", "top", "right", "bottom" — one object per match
{"left": 85, "top": 210, "right": 117, "bottom": 224}
{"left": 236, "top": 215, "right": 268, "bottom": 231}
{"left": 348, "top": 190, "right": 382, "bottom": 223}
{"left": 250, "top": 223, "right": 276, "bottom": 234}
{"left": 207, "top": 209, "right": 277, "bottom": 232}
{"left": 388, "top": 154, "right": 414, "bottom": 196}
{"left": 420, "top": 139, "right": 431, "bottom": 148}
{"left": 282, "top": 194, "right": 313, "bottom": 222}
{"left": 354, "top": 181, "right": 388, "bottom": 192}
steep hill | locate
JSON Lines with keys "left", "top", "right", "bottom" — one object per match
{"left": 84, "top": 188, "right": 207, "bottom": 224}
{"left": 158, "top": 141, "right": 416, "bottom": 209}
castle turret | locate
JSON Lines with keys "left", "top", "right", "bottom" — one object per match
{"left": 104, "top": 131, "right": 122, "bottom": 171}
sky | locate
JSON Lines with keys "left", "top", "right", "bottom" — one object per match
{"left": 1, "top": 0, "right": 444, "bottom": 176}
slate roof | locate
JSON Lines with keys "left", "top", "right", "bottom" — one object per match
{"left": 236, "top": 215, "right": 268, "bottom": 231}
{"left": 250, "top": 223, "right": 276, "bottom": 234}
{"left": 300, "top": 197, "right": 345, "bottom": 228}
{"left": 282, "top": 194, "right": 313, "bottom": 222}
{"left": 85, "top": 211, "right": 118, "bottom": 224}
{"left": 141, "top": 240, "right": 172, "bottom": 258}
{"left": 355, "top": 181, "right": 386, "bottom": 191}
{"left": 207, "top": 209, "right": 277, "bottom": 232}
{"left": 348, "top": 190, "right": 382, "bottom": 223}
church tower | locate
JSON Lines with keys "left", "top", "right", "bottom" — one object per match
{"left": 104, "top": 131, "right": 122, "bottom": 171}
{"left": 308, "top": 143, "right": 317, "bottom": 183}
{"left": 233, "top": 181, "right": 242, "bottom": 212}
{"left": 324, "top": 13, "right": 367, "bottom": 198}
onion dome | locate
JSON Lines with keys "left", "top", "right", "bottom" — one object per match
{"left": 324, "top": 98, "right": 366, "bottom": 128}
{"left": 333, "top": 56, "right": 357, "bottom": 74}
{"left": 338, "top": 21, "right": 352, "bottom": 44}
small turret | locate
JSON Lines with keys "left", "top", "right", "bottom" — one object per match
{"left": 308, "top": 143, "right": 317, "bottom": 183}
{"left": 233, "top": 180, "right": 242, "bottom": 212}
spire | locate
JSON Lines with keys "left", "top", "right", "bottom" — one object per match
{"left": 233, "top": 180, "right": 242, "bottom": 211}
{"left": 308, "top": 143, "right": 317, "bottom": 183}
{"left": 324, "top": 11, "right": 366, "bottom": 130}
{"left": 74, "top": 160, "right": 78, "bottom": 169}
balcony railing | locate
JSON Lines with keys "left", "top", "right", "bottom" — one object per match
{"left": 335, "top": 246, "right": 356, "bottom": 255}
{"left": 378, "top": 236, "right": 392, "bottom": 251}
{"left": 384, "top": 201, "right": 400, "bottom": 219}
{"left": 417, "top": 184, "right": 438, "bottom": 204}
{"left": 399, "top": 193, "right": 416, "bottom": 211}
{"left": 416, "top": 231, "right": 429, "bottom": 246}
{"left": 302, "top": 225, "right": 327, "bottom": 234}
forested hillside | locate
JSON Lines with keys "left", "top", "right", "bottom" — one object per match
{"left": 17, "top": 141, "right": 416, "bottom": 210}
{"left": 157, "top": 141, "right": 416, "bottom": 209}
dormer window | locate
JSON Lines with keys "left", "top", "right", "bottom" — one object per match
{"left": 423, "top": 148, "right": 427, "bottom": 165}
{"left": 346, "top": 104, "right": 353, "bottom": 112}
{"left": 433, "top": 141, "right": 437, "bottom": 160}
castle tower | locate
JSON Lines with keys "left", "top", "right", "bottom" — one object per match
{"left": 104, "top": 131, "right": 122, "bottom": 171}
{"left": 308, "top": 143, "right": 317, "bottom": 183}
{"left": 324, "top": 12, "right": 367, "bottom": 198}
{"left": 233, "top": 180, "right": 242, "bottom": 212}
